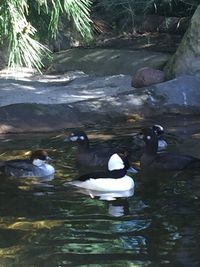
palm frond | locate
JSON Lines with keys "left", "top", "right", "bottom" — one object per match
{"left": 0, "top": 0, "right": 93, "bottom": 70}
{"left": 63, "top": 0, "right": 93, "bottom": 39}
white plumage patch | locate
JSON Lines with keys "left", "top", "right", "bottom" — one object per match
{"left": 70, "top": 136, "right": 78, "bottom": 141}
{"left": 154, "top": 124, "right": 164, "bottom": 131}
{"left": 69, "top": 176, "right": 134, "bottom": 192}
{"left": 158, "top": 140, "right": 168, "bottom": 151}
{"left": 29, "top": 160, "right": 55, "bottom": 177}
{"left": 33, "top": 159, "right": 45, "bottom": 167}
{"left": 76, "top": 187, "right": 134, "bottom": 201}
{"left": 108, "top": 153, "right": 124, "bottom": 171}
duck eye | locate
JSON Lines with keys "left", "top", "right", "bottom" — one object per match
{"left": 147, "top": 135, "right": 151, "bottom": 140}
{"left": 80, "top": 136, "right": 85, "bottom": 140}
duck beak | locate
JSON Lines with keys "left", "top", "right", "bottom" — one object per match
{"left": 132, "top": 132, "right": 145, "bottom": 147}
{"left": 133, "top": 132, "right": 144, "bottom": 140}
{"left": 64, "top": 136, "right": 70, "bottom": 142}
{"left": 64, "top": 135, "right": 79, "bottom": 142}
{"left": 138, "top": 133, "right": 144, "bottom": 139}
{"left": 127, "top": 166, "right": 138, "bottom": 174}
{"left": 46, "top": 156, "right": 55, "bottom": 162}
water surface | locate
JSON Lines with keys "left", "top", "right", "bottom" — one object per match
{"left": 0, "top": 116, "right": 200, "bottom": 267}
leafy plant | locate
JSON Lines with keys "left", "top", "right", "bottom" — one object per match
{"left": 0, "top": 0, "right": 93, "bottom": 71}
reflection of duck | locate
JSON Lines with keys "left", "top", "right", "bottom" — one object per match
{"left": 69, "top": 153, "right": 135, "bottom": 191}
{"left": 108, "top": 198, "right": 130, "bottom": 217}
{"left": 73, "top": 187, "right": 133, "bottom": 217}
{"left": 0, "top": 150, "right": 55, "bottom": 178}
{"left": 140, "top": 127, "right": 200, "bottom": 171}
{"left": 64, "top": 130, "right": 137, "bottom": 175}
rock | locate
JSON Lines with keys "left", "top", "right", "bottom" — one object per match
{"left": 0, "top": 72, "right": 133, "bottom": 107}
{"left": 0, "top": 104, "right": 83, "bottom": 134}
{"left": 164, "top": 5, "right": 200, "bottom": 78}
{"left": 150, "top": 75, "right": 200, "bottom": 111}
{"left": 0, "top": 70, "right": 200, "bottom": 134}
{"left": 131, "top": 67, "right": 165, "bottom": 88}
{"left": 51, "top": 48, "right": 170, "bottom": 76}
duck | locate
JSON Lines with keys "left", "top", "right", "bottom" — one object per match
{"left": 68, "top": 153, "right": 134, "bottom": 191}
{"left": 133, "top": 124, "right": 168, "bottom": 152}
{"left": 0, "top": 150, "right": 55, "bottom": 178}
{"left": 64, "top": 130, "right": 138, "bottom": 175}
{"left": 140, "top": 127, "right": 200, "bottom": 171}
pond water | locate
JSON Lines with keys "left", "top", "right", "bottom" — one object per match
{"left": 0, "top": 115, "right": 200, "bottom": 267}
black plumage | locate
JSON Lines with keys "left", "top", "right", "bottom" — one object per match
{"left": 64, "top": 130, "right": 131, "bottom": 176}
{"left": 140, "top": 127, "right": 200, "bottom": 171}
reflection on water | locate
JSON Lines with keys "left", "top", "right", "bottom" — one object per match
{"left": 0, "top": 116, "right": 200, "bottom": 266}
{"left": 69, "top": 187, "right": 134, "bottom": 217}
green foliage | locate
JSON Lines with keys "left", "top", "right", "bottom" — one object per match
{"left": 0, "top": 0, "right": 198, "bottom": 70}
{"left": 0, "top": 0, "right": 93, "bottom": 71}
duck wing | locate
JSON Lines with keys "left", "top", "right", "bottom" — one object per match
{"left": 154, "top": 153, "right": 200, "bottom": 171}
{"left": 2, "top": 159, "right": 37, "bottom": 177}
{"left": 77, "top": 147, "right": 117, "bottom": 170}
{"left": 5, "top": 159, "right": 33, "bottom": 170}
{"left": 78, "top": 168, "right": 127, "bottom": 181}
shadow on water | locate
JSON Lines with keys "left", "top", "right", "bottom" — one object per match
{"left": 0, "top": 115, "right": 200, "bottom": 266}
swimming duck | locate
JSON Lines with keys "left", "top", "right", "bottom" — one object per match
{"left": 140, "top": 127, "right": 200, "bottom": 171}
{"left": 133, "top": 124, "right": 168, "bottom": 152}
{"left": 64, "top": 130, "right": 137, "bottom": 175}
{"left": 69, "top": 153, "right": 135, "bottom": 191}
{"left": 0, "top": 150, "right": 55, "bottom": 178}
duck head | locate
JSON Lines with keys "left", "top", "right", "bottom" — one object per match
{"left": 152, "top": 124, "right": 164, "bottom": 136}
{"left": 30, "top": 150, "right": 53, "bottom": 166}
{"left": 133, "top": 124, "right": 166, "bottom": 151}
{"left": 64, "top": 130, "right": 89, "bottom": 149}
{"left": 140, "top": 127, "right": 158, "bottom": 154}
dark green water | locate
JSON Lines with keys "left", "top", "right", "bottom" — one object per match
{"left": 0, "top": 116, "right": 200, "bottom": 267}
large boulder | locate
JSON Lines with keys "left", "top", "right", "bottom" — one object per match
{"left": 164, "top": 5, "right": 200, "bottom": 77}
{"left": 146, "top": 75, "right": 200, "bottom": 113}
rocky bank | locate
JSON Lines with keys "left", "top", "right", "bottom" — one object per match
{"left": 0, "top": 48, "right": 200, "bottom": 134}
